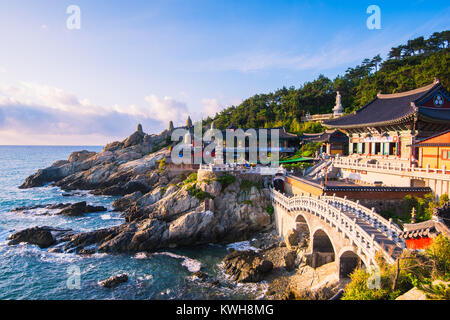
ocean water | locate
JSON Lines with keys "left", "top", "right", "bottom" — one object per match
{"left": 0, "top": 146, "right": 263, "bottom": 300}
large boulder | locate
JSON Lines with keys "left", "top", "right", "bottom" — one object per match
{"left": 59, "top": 202, "right": 106, "bottom": 216}
{"left": 222, "top": 250, "right": 273, "bottom": 282}
{"left": 284, "top": 250, "right": 297, "bottom": 271}
{"left": 8, "top": 226, "right": 56, "bottom": 248}
{"left": 98, "top": 273, "right": 129, "bottom": 288}
{"left": 68, "top": 150, "right": 96, "bottom": 163}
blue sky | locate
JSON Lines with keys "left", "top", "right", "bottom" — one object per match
{"left": 0, "top": 0, "right": 449, "bottom": 145}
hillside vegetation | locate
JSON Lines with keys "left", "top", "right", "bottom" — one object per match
{"left": 206, "top": 30, "right": 449, "bottom": 134}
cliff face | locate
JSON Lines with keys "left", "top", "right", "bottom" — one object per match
{"left": 13, "top": 126, "right": 272, "bottom": 253}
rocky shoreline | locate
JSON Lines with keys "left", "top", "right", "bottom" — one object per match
{"left": 8, "top": 125, "right": 344, "bottom": 299}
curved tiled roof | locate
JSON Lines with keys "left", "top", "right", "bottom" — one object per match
{"left": 324, "top": 81, "right": 449, "bottom": 128}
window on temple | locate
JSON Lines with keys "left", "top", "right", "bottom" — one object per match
{"left": 383, "top": 142, "right": 390, "bottom": 155}
{"left": 374, "top": 143, "right": 381, "bottom": 155}
{"left": 389, "top": 143, "right": 396, "bottom": 156}
{"left": 443, "top": 150, "right": 450, "bottom": 160}
{"left": 352, "top": 143, "right": 358, "bottom": 154}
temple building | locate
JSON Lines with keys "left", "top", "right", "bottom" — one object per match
{"left": 324, "top": 79, "right": 450, "bottom": 165}
{"left": 299, "top": 129, "right": 348, "bottom": 156}
{"left": 410, "top": 129, "right": 450, "bottom": 170}
{"left": 400, "top": 202, "right": 450, "bottom": 249}
{"left": 171, "top": 117, "right": 300, "bottom": 164}
{"left": 321, "top": 79, "right": 450, "bottom": 196}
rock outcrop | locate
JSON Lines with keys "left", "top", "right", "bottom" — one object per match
{"left": 12, "top": 202, "right": 106, "bottom": 216}
{"left": 223, "top": 250, "right": 273, "bottom": 282}
{"left": 8, "top": 226, "right": 73, "bottom": 249}
{"left": 15, "top": 126, "right": 273, "bottom": 255}
{"left": 98, "top": 274, "right": 129, "bottom": 288}
{"left": 19, "top": 126, "right": 170, "bottom": 191}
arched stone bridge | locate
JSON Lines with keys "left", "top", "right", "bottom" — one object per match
{"left": 270, "top": 188, "right": 406, "bottom": 278}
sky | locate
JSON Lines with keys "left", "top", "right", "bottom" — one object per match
{"left": 0, "top": 0, "right": 449, "bottom": 145}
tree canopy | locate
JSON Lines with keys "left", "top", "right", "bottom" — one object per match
{"left": 207, "top": 30, "right": 450, "bottom": 134}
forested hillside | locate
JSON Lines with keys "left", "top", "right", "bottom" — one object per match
{"left": 207, "top": 30, "right": 450, "bottom": 134}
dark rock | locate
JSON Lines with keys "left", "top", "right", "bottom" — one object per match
{"left": 68, "top": 150, "right": 96, "bottom": 163}
{"left": 285, "top": 229, "right": 300, "bottom": 248}
{"left": 222, "top": 250, "right": 273, "bottom": 283}
{"left": 112, "top": 191, "right": 142, "bottom": 211}
{"left": 98, "top": 273, "right": 129, "bottom": 288}
{"left": 8, "top": 226, "right": 56, "bottom": 248}
{"left": 78, "top": 247, "right": 96, "bottom": 255}
{"left": 123, "top": 204, "right": 146, "bottom": 223}
{"left": 123, "top": 130, "right": 145, "bottom": 148}
{"left": 19, "top": 167, "right": 62, "bottom": 189}
{"left": 103, "top": 141, "right": 123, "bottom": 152}
{"left": 59, "top": 202, "right": 106, "bottom": 216}
{"left": 284, "top": 251, "right": 297, "bottom": 271}
{"left": 192, "top": 271, "right": 208, "bottom": 281}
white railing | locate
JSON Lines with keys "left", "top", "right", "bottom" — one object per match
{"left": 199, "top": 164, "right": 288, "bottom": 175}
{"left": 333, "top": 156, "right": 450, "bottom": 180}
{"left": 304, "top": 159, "right": 332, "bottom": 177}
{"left": 321, "top": 195, "right": 403, "bottom": 242}
{"left": 270, "top": 188, "right": 404, "bottom": 264}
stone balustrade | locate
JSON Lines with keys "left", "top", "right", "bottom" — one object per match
{"left": 333, "top": 156, "right": 450, "bottom": 181}
{"left": 270, "top": 188, "right": 405, "bottom": 264}
{"left": 321, "top": 194, "right": 404, "bottom": 244}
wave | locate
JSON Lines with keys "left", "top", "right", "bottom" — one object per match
{"left": 226, "top": 240, "right": 259, "bottom": 252}
{"left": 152, "top": 252, "right": 202, "bottom": 273}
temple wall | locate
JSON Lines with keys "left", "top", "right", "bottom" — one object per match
{"left": 285, "top": 176, "right": 323, "bottom": 196}
{"left": 339, "top": 168, "right": 411, "bottom": 187}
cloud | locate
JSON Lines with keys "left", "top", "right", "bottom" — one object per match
{"left": 143, "top": 94, "right": 190, "bottom": 126}
{"left": 201, "top": 98, "right": 223, "bottom": 118}
{"left": 0, "top": 82, "right": 164, "bottom": 144}
{"left": 0, "top": 81, "right": 229, "bottom": 145}
{"left": 195, "top": 31, "right": 400, "bottom": 73}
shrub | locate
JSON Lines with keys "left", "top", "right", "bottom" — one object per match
{"left": 419, "top": 282, "right": 450, "bottom": 300}
{"left": 266, "top": 205, "right": 274, "bottom": 217}
{"left": 240, "top": 179, "right": 263, "bottom": 191}
{"left": 216, "top": 174, "right": 235, "bottom": 190}
{"left": 157, "top": 157, "right": 166, "bottom": 172}
{"left": 186, "top": 185, "right": 214, "bottom": 201}
{"left": 425, "top": 234, "right": 450, "bottom": 280}
{"left": 184, "top": 173, "right": 198, "bottom": 185}
{"left": 341, "top": 268, "right": 391, "bottom": 300}
{"left": 403, "top": 193, "right": 436, "bottom": 223}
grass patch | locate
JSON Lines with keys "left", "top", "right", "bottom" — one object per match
{"left": 186, "top": 184, "right": 214, "bottom": 201}
{"left": 240, "top": 179, "right": 263, "bottom": 191}
{"left": 216, "top": 174, "right": 236, "bottom": 190}
{"left": 157, "top": 157, "right": 166, "bottom": 172}
{"left": 266, "top": 205, "right": 274, "bottom": 217}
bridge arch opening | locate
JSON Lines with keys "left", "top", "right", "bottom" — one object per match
{"left": 273, "top": 175, "right": 284, "bottom": 193}
{"left": 289, "top": 214, "right": 310, "bottom": 248}
{"left": 339, "top": 251, "right": 365, "bottom": 279}
{"left": 311, "top": 229, "right": 335, "bottom": 268}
